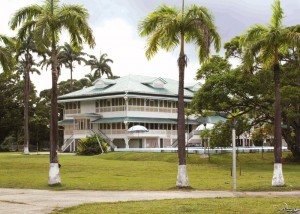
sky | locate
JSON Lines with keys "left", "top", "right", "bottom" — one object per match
{"left": 1, "top": 0, "right": 300, "bottom": 93}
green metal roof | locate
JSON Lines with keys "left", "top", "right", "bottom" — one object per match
{"left": 58, "top": 74, "right": 198, "bottom": 101}
{"left": 58, "top": 119, "right": 74, "bottom": 125}
{"left": 71, "top": 113, "right": 102, "bottom": 118}
{"left": 197, "top": 116, "right": 227, "bottom": 124}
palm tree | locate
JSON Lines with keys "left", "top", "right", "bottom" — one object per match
{"left": 139, "top": 2, "right": 220, "bottom": 187}
{"left": 15, "top": 33, "right": 42, "bottom": 155}
{"left": 240, "top": 0, "right": 300, "bottom": 186}
{"left": 0, "top": 34, "right": 15, "bottom": 72}
{"left": 58, "top": 42, "right": 87, "bottom": 91}
{"left": 86, "top": 52, "right": 113, "bottom": 80}
{"left": 10, "top": 0, "right": 95, "bottom": 185}
{"left": 84, "top": 72, "right": 99, "bottom": 83}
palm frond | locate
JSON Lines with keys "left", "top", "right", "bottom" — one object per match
{"left": 184, "top": 5, "right": 221, "bottom": 62}
{"left": 286, "top": 30, "right": 300, "bottom": 47}
{"left": 139, "top": 5, "right": 181, "bottom": 59}
{"left": 138, "top": 4, "right": 179, "bottom": 37}
{"left": 241, "top": 25, "right": 268, "bottom": 45}
{"left": 0, "top": 46, "right": 14, "bottom": 72}
{"left": 271, "top": 0, "right": 284, "bottom": 28}
{"left": 145, "top": 30, "right": 162, "bottom": 60}
{"left": 0, "top": 34, "right": 15, "bottom": 47}
{"left": 9, "top": 5, "right": 42, "bottom": 30}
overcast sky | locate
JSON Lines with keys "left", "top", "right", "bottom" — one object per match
{"left": 1, "top": 0, "right": 300, "bottom": 93}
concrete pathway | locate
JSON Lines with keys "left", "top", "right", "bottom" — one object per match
{"left": 0, "top": 188, "right": 300, "bottom": 214}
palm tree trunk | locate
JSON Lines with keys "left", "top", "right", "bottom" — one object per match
{"left": 23, "top": 62, "right": 30, "bottom": 155}
{"left": 176, "top": 31, "right": 189, "bottom": 188}
{"left": 48, "top": 40, "right": 61, "bottom": 185}
{"left": 272, "top": 60, "right": 284, "bottom": 186}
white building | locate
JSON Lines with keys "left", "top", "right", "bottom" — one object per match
{"left": 58, "top": 74, "right": 225, "bottom": 152}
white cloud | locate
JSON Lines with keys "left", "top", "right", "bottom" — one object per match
{"left": 80, "top": 18, "right": 199, "bottom": 83}
{"left": 0, "top": 0, "right": 38, "bottom": 36}
{"left": 31, "top": 18, "right": 200, "bottom": 93}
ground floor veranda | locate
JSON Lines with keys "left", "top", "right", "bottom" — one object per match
{"left": 60, "top": 116, "right": 254, "bottom": 152}
{"left": 61, "top": 129, "right": 254, "bottom": 152}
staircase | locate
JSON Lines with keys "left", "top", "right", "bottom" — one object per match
{"left": 171, "top": 130, "right": 196, "bottom": 147}
{"left": 61, "top": 135, "right": 75, "bottom": 152}
{"left": 171, "top": 139, "right": 178, "bottom": 147}
{"left": 91, "top": 129, "right": 116, "bottom": 149}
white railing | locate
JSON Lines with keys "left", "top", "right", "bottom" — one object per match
{"left": 96, "top": 106, "right": 126, "bottom": 113}
{"left": 95, "top": 105, "right": 178, "bottom": 113}
{"left": 65, "top": 109, "right": 81, "bottom": 114}
{"left": 67, "top": 129, "right": 178, "bottom": 136}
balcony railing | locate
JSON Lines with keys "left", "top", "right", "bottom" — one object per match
{"left": 95, "top": 105, "right": 178, "bottom": 113}
{"left": 96, "top": 106, "right": 126, "bottom": 113}
{"left": 65, "top": 129, "right": 177, "bottom": 136}
{"left": 65, "top": 109, "right": 81, "bottom": 114}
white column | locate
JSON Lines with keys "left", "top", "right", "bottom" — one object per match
{"left": 124, "top": 94, "right": 128, "bottom": 117}
{"left": 124, "top": 121, "right": 129, "bottom": 148}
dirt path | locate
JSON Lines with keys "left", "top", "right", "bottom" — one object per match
{"left": 1, "top": 188, "right": 300, "bottom": 214}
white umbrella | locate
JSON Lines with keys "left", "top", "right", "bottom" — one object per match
{"left": 128, "top": 125, "right": 149, "bottom": 133}
{"left": 128, "top": 125, "right": 149, "bottom": 146}
{"left": 196, "top": 123, "right": 214, "bottom": 131}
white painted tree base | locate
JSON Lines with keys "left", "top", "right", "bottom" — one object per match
{"left": 23, "top": 146, "right": 29, "bottom": 155}
{"left": 48, "top": 163, "right": 61, "bottom": 185}
{"left": 176, "top": 165, "right": 190, "bottom": 187}
{"left": 272, "top": 163, "right": 285, "bottom": 186}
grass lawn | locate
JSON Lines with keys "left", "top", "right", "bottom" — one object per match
{"left": 0, "top": 151, "right": 299, "bottom": 191}
{"left": 53, "top": 197, "right": 300, "bottom": 214}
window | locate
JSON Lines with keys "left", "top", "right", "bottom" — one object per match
{"left": 75, "top": 119, "right": 90, "bottom": 130}
{"left": 65, "top": 102, "right": 81, "bottom": 114}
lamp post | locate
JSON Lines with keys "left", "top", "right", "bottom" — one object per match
{"left": 204, "top": 122, "right": 207, "bottom": 156}
{"left": 186, "top": 115, "right": 189, "bottom": 157}
{"left": 231, "top": 118, "right": 237, "bottom": 191}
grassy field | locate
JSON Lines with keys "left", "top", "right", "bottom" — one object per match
{"left": 53, "top": 197, "right": 300, "bottom": 214}
{"left": 0, "top": 151, "right": 299, "bottom": 191}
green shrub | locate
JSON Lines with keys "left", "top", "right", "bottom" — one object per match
{"left": 77, "top": 134, "right": 108, "bottom": 155}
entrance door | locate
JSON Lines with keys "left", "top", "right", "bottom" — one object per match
{"left": 160, "top": 139, "right": 163, "bottom": 148}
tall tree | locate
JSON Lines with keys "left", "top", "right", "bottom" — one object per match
{"left": 0, "top": 72, "right": 23, "bottom": 148}
{"left": 139, "top": 2, "right": 220, "bottom": 187}
{"left": 240, "top": 0, "right": 300, "bottom": 186}
{"left": 86, "top": 52, "right": 113, "bottom": 80}
{"left": 58, "top": 42, "right": 87, "bottom": 91}
{"left": 10, "top": 0, "right": 95, "bottom": 185}
{"left": 15, "top": 33, "right": 42, "bottom": 155}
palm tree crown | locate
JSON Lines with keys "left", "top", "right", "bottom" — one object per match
{"left": 139, "top": 4, "right": 220, "bottom": 61}
{"left": 86, "top": 52, "right": 113, "bottom": 79}
{"left": 58, "top": 42, "right": 87, "bottom": 90}
{"left": 240, "top": 0, "right": 293, "bottom": 68}
{"left": 10, "top": 0, "right": 95, "bottom": 51}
